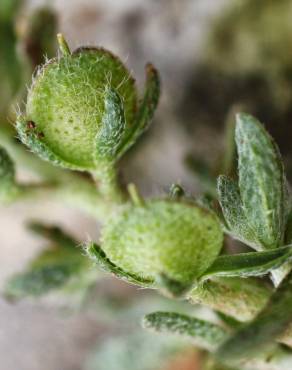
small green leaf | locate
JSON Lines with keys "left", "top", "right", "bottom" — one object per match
{"left": 5, "top": 261, "right": 81, "bottom": 298}
{"left": 118, "top": 63, "right": 160, "bottom": 157}
{"left": 95, "top": 87, "right": 126, "bottom": 161}
{"left": 4, "top": 224, "right": 92, "bottom": 299}
{"left": 200, "top": 245, "right": 292, "bottom": 280}
{"left": 0, "top": 146, "right": 19, "bottom": 202}
{"left": 84, "top": 242, "right": 154, "bottom": 288}
{"left": 27, "top": 221, "right": 77, "bottom": 249}
{"left": 5, "top": 244, "right": 88, "bottom": 299}
{"left": 0, "top": 145, "right": 15, "bottom": 185}
{"left": 143, "top": 311, "right": 228, "bottom": 352}
{"left": 217, "top": 175, "right": 258, "bottom": 248}
{"left": 236, "top": 113, "right": 288, "bottom": 250}
{"left": 216, "top": 270, "right": 292, "bottom": 362}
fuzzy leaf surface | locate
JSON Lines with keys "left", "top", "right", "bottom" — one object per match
{"left": 200, "top": 245, "right": 292, "bottom": 280}
{"left": 5, "top": 243, "right": 88, "bottom": 298}
{"left": 216, "top": 270, "right": 292, "bottom": 362}
{"left": 143, "top": 311, "right": 228, "bottom": 352}
{"left": 236, "top": 113, "right": 287, "bottom": 249}
{"left": 95, "top": 87, "right": 126, "bottom": 161}
{"left": 217, "top": 175, "right": 258, "bottom": 248}
{"left": 118, "top": 63, "right": 160, "bottom": 157}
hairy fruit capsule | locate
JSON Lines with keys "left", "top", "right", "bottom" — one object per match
{"left": 101, "top": 200, "right": 223, "bottom": 287}
{"left": 20, "top": 48, "right": 136, "bottom": 169}
{"left": 16, "top": 35, "right": 160, "bottom": 175}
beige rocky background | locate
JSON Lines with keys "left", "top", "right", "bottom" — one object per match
{"left": 0, "top": 1, "right": 229, "bottom": 369}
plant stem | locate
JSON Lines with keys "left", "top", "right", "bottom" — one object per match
{"left": 2, "top": 176, "right": 117, "bottom": 220}
{"left": 0, "top": 125, "right": 126, "bottom": 218}
{"left": 91, "top": 163, "right": 125, "bottom": 204}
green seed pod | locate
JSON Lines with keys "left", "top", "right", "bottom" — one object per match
{"left": 16, "top": 35, "right": 159, "bottom": 176}
{"left": 101, "top": 200, "right": 223, "bottom": 292}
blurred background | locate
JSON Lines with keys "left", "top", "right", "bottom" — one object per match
{"left": 1, "top": 0, "right": 292, "bottom": 369}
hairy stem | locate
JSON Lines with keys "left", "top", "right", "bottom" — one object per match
{"left": 0, "top": 125, "right": 125, "bottom": 218}
{"left": 91, "top": 163, "right": 125, "bottom": 204}
{"left": 9, "top": 179, "right": 117, "bottom": 220}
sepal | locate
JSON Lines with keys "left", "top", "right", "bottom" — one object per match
{"left": 117, "top": 63, "right": 160, "bottom": 157}
{"left": 84, "top": 242, "right": 154, "bottom": 288}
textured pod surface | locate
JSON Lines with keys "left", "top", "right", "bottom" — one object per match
{"left": 24, "top": 47, "right": 137, "bottom": 169}
{"left": 190, "top": 277, "right": 271, "bottom": 322}
{"left": 101, "top": 200, "right": 223, "bottom": 284}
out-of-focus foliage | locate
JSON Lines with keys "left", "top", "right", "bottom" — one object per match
{"left": 0, "top": 145, "right": 18, "bottom": 202}
{"left": 0, "top": 0, "right": 23, "bottom": 119}
{"left": 181, "top": 0, "right": 292, "bottom": 174}
{"left": 5, "top": 223, "right": 96, "bottom": 299}
{"left": 206, "top": 0, "right": 292, "bottom": 79}
{"left": 85, "top": 331, "right": 186, "bottom": 370}
{"left": 0, "top": 0, "right": 21, "bottom": 23}
{"left": 0, "top": 2, "right": 58, "bottom": 122}
{"left": 22, "top": 7, "right": 58, "bottom": 68}
{"left": 143, "top": 311, "right": 228, "bottom": 352}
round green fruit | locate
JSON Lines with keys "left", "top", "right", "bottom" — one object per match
{"left": 24, "top": 46, "right": 137, "bottom": 169}
{"left": 101, "top": 200, "right": 223, "bottom": 285}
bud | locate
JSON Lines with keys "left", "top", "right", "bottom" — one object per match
{"left": 100, "top": 199, "right": 223, "bottom": 292}
{"left": 16, "top": 35, "right": 159, "bottom": 176}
